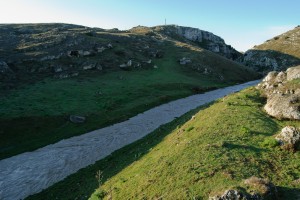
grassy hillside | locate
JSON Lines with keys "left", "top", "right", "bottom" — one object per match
{"left": 0, "top": 24, "right": 258, "bottom": 159}
{"left": 242, "top": 26, "right": 300, "bottom": 73}
{"left": 254, "top": 26, "right": 300, "bottom": 58}
{"left": 27, "top": 86, "right": 300, "bottom": 200}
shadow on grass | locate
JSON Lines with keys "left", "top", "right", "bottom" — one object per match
{"left": 223, "top": 142, "right": 267, "bottom": 153}
{"left": 277, "top": 186, "right": 300, "bottom": 200}
{"left": 27, "top": 102, "right": 214, "bottom": 200}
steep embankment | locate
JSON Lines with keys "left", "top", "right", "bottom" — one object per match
{"left": 0, "top": 23, "right": 258, "bottom": 159}
{"left": 241, "top": 26, "right": 300, "bottom": 73}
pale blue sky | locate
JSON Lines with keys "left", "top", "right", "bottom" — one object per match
{"left": 0, "top": 0, "right": 299, "bottom": 51}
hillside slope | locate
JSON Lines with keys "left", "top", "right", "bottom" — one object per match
{"left": 130, "top": 25, "right": 241, "bottom": 60}
{"left": 0, "top": 23, "right": 258, "bottom": 159}
{"left": 27, "top": 79, "right": 300, "bottom": 200}
{"left": 241, "top": 26, "right": 300, "bottom": 73}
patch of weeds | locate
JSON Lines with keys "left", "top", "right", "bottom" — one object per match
{"left": 261, "top": 137, "right": 279, "bottom": 148}
{"left": 186, "top": 126, "right": 195, "bottom": 132}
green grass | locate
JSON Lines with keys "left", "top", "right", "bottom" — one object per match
{"left": 0, "top": 33, "right": 259, "bottom": 159}
{"left": 27, "top": 87, "right": 300, "bottom": 200}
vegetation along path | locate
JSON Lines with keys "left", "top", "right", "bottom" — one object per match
{"left": 0, "top": 80, "right": 259, "bottom": 200}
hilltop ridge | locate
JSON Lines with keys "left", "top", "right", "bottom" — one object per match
{"left": 241, "top": 25, "right": 300, "bottom": 73}
{"left": 130, "top": 25, "right": 241, "bottom": 60}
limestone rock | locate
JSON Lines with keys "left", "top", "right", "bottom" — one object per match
{"left": 53, "top": 66, "right": 63, "bottom": 73}
{"left": 175, "top": 26, "right": 241, "bottom": 60}
{"left": 241, "top": 50, "right": 300, "bottom": 73}
{"left": 82, "top": 62, "right": 97, "bottom": 70}
{"left": 275, "top": 71, "right": 286, "bottom": 83}
{"left": 179, "top": 57, "right": 191, "bottom": 65}
{"left": 287, "top": 65, "right": 300, "bottom": 81}
{"left": 107, "top": 43, "right": 113, "bottom": 48}
{"left": 264, "top": 94, "right": 300, "bottom": 120}
{"left": 96, "top": 46, "right": 106, "bottom": 53}
{"left": 258, "top": 66, "right": 300, "bottom": 120}
{"left": 275, "top": 126, "right": 300, "bottom": 149}
{"left": 262, "top": 71, "right": 278, "bottom": 82}
{"left": 69, "top": 115, "right": 86, "bottom": 123}
{"left": 127, "top": 60, "right": 132, "bottom": 67}
{"left": 0, "top": 61, "right": 13, "bottom": 74}
{"left": 209, "top": 190, "right": 246, "bottom": 200}
{"left": 243, "top": 176, "right": 278, "bottom": 200}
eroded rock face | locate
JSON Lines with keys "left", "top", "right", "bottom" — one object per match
{"left": 241, "top": 49, "right": 300, "bottom": 74}
{"left": 175, "top": 26, "right": 241, "bottom": 60}
{"left": 257, "top": 65, "right": 300, "bottom": 120}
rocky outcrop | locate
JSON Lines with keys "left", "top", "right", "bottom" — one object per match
{"left": 174, "top": 26, "right": 241, "bottom": 60}
{"left": 257, "top": 65, "right": 300, "bottom": 120}
{"left": 241, "top": 50, "right": 300, "bottom": 74}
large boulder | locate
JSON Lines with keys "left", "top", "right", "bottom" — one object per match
{"left": 264, "top": 94, "right": 300, "bottom": 120}
{"left": 287, "top": 65, "right": 300, "bottom": 81}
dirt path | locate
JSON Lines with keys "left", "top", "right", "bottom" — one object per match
{"left": 0, "top": 80, "right": 259, "bottom": 200}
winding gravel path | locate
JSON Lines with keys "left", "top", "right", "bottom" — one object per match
{"left": 0, "top": 80, "right": 259, "bottom": 200}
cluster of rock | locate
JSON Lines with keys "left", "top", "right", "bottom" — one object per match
{"left": 209, "top": 177, "right": 278, "bottom": 200}
{"left": 257, "top": 65, "right": 300, "bottom": 151}
{"left": 257, "top": 65, "right": 300, "bottom": 120}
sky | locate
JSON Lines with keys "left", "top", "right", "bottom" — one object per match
{"left": 0, "top": 0, "right": 299, "bottom": 52}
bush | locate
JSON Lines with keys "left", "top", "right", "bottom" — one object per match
{"left": 261, "top": 138, "right": 279, "bottom": 148}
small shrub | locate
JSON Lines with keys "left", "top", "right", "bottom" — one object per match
{"left": 261, "top": 138, "right": 279, "bottom": 148}
{"left": 91, "top": 189, "right": 106, "bottom": 200}
{"left": 186, "top": 126, "right": 194, "bottom": 132}
{"left": 240, "top": 126, "right": 251, "bottom": 136}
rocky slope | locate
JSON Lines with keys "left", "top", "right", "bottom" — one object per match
{"left": 0, "top": 23, "right": 254, "bottom": 91}
{"left": 257, "top": 65, "right": 300, "bottom": 120}
{"left": 130, "top": 25, "right": 241, "bottom": 60}
{"left": 241, "top": 26, "right": 300, "bottom": 73}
